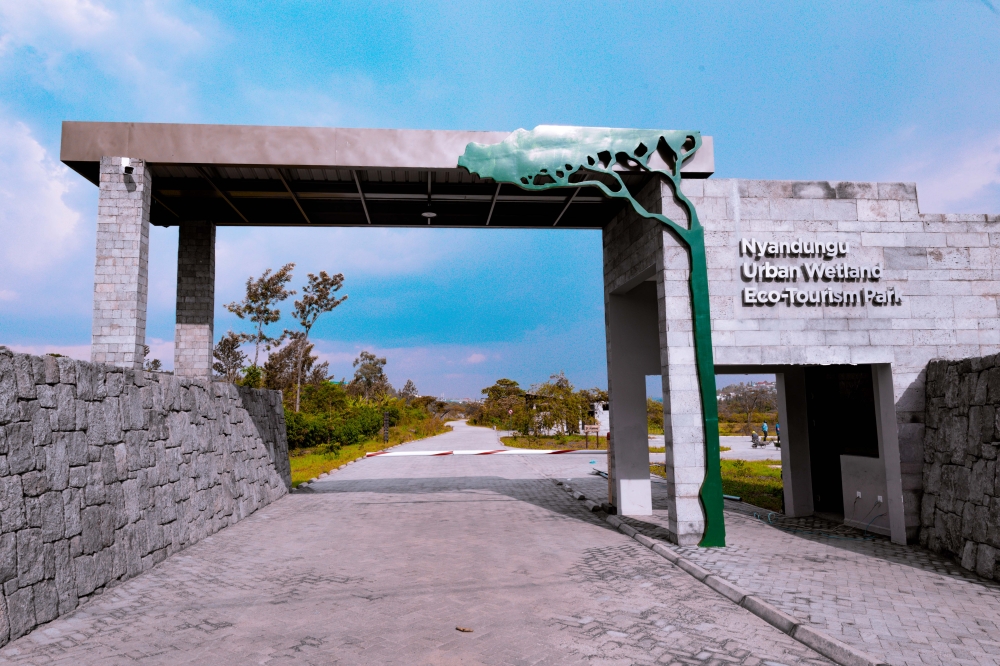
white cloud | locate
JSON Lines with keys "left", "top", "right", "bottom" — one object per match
{"left": 0, "top": 0, "right": 213, "bottom": 115}
{"left": 0, "top": 117, "right": 82, "bottom": 271}
{"left": 3, "top": 342, "right": 90, "bottom": 361}
{"left": 886, "top": 131, "right": 1000, "bottom": 214}
{"left": 214, "top": 226, "right": 463, "bottom": 302}
{"left": 1, "top": 336, "right": 173, "bottom": 367}
{"left": 0, "top": 289, "right": 16, "bottom": 301}
{"left": 142, "top": 337, "right": 174, "bottom": 369}
{"left": 305, "top": 328, "right": 606, "bottom": 400}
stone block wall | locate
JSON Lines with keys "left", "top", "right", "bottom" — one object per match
{"left": 921, "top": 354, "right": 1000, "bottom": 578}
{"left": 236, "top": 386, "right": 291, "bottom": 489}
{"left": 0, "top": 348, "right": 289, "bottom": 646}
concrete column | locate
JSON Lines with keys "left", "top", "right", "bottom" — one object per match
{"left": 777, "top": 368, "right": 814, "bottom": 517}
{"left": 872, "top": 363, "right": 907, "bottom": 544}
{"left": 605, "top": 282, "right": 660, "bottom": 516}
{"left": 174, "top": 222, "right": 216, "bottom": 379}
{"left": 91, "top": 156, "right": 151, "bottom": 369}
{"left": 656, "top": 238, "right": 706, "bottom": 545}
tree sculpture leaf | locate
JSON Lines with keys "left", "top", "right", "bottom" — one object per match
{"left": 459, "top": 125, "right": 701, "bottom": 236}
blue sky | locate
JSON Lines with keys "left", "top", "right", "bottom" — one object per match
{"left": 0, "top": 1, "right": 998, "bottom": 398}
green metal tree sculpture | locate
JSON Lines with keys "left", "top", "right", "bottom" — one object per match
{"left": 458, "top": 125, "right": 724, "bottom": 547}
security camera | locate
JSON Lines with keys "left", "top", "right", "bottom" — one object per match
{"left": 121, "top": 158, "right": 134, "bottom": 175}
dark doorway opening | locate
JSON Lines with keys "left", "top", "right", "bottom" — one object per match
{"left": 804, "top": 364, "right": 880, "bottom": 516}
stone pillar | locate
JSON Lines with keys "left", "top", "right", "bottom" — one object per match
{"left": 777, "top": 368, "right": 814, "bottom": 517}
{"left": 174, "top": 222, "right": 216, "bottom": 379}
{"left": 656, "top": 234, "right": 707, "bottom": 545}
{"left": 605, "top": 282, "right": 660, "bottom": 516}
{"left": 872, "top": 363, "right": 907, "bottom": 544}
{"left": 91, "top": 156, "right": 151, "bottom": 369}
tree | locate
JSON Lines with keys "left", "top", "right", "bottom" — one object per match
{"left": 578, "top": 387, "right": 609, "bottom": 406}
{"left": 225, "top": 263, "right": 296, "bottom": 368}
{"left": 647, "top": 398, "right": 664, "bottom": 433}
{"left": 400, "top": 379, "right": 419, "bottom": 403}
{"left": 532, "top": 372, "right": 586, "bottom": 434}
{"left": 459, "top": 126, "right": 727, "bottom": 546}
{"left": 213, "top": 331, "right": 250, "bottom": 383}
{"left": 141, "top": 345, "right": 162, "bottom": 372}
{"left": 347, "top": 351, "right": 393, "bottom": 400}
{"left": 477, "top": 378, "right": 527, "bottom": 430}
{"left": 288, "top": 271, "right": 347, "bottom": 412}
{"left": 263, "top": 333, "right": 329, "bottom": 396}
{"left": 720, "top": 383, "right": 776, "bottom": 435}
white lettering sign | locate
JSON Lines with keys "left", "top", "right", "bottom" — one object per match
{"left": 738, "top": 238, "right": 900, "bottom": 307}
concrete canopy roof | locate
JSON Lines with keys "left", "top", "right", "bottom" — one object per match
{"left": 61, "top": 121, "right": 715, "bottom": 229}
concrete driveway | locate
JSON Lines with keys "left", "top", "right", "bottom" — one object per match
{"left": 0, "top": 422, "right": 828, "bottom": 665}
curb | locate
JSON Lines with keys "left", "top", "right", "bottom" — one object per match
{"left": 553, "top": 479, "right": 888, "bottom": 666}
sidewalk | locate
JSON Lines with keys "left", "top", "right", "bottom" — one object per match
{"left": 561, "top": 469, "right": 1000, "bottom": 666}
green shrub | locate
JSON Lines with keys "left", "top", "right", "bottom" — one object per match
{"left": 284, "top": 410, "right": 332, "bottom": 449}
{"left": 239, "top": 365, "right": 264, "bottom": 389}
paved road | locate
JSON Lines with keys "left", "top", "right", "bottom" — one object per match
{"left": 648, "top": 435, "right": 781, "bottom": 462}
{"left": 1, "top": 421, "right": 830, "bottom": 665}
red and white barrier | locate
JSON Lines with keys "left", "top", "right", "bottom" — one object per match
{"left": 365, "top": 449, "right": 601, "bottom": 457}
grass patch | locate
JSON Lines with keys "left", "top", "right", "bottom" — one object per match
{"left": 501, "top": 434, "right": 607, "bottom": 450}
{"left": 650, "top": 457, "right": 783, "bottom": 513}
{"left": 649, "top": 445, "right": 729, "bottom": 453}
{"left": 289, "top": 418, "right": 451, "bottom": 487}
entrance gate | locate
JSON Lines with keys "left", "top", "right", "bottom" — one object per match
{"left": 61, "top": 120, "right": 723, "bottom": 546}
{"left": 67, "top": 119, "right": 1000, "bottom": 549}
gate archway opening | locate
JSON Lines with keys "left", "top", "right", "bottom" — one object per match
{"left": 61, "top": 121, "right": 720, "bottom": 546}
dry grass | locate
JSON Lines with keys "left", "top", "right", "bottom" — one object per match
{"left": 289, "top": 418, "right": 451, "bottom": 487}
{"left": 500, "top": 434, "right": 607, "bottom": 450}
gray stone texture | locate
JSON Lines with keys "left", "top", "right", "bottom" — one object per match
{"left": 920, "top": 354, "right": 1000, "bottom": 576}
{"left": 91, "top": 157, "right": 151, "bottom": 370}
{"left": 0, "top": 347, "right": 288, "bottom": 646}
{"left": 236, "top": 386, "right": 291, "bottom": 490}
{"left": 603, "top": 178, "right": 1000, "bottom": 542}
{"left": 174, "top": 222, "right": 216, "bottom": 379}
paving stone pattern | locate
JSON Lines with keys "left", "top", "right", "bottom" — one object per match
{"left": 1, "top": 423, "right": 832, "bottom": 665}
{"left": 921, "top": 354, "right": 1000, "bottom": 580}
{"left": 0, "top": 348, "right": 288, "bottom": 648}
{"left": 563, "top": 470, "right": 1000, "bottom": 666}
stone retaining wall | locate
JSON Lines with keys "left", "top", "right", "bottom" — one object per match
{"left": 0, "top": 348, "right": 289, "bottom": 645}
{"left": 921, "top": 354, "right": 1000, "bottom": 578}
{"left": 236, "top": 386, "right": 291, "bottom": 489}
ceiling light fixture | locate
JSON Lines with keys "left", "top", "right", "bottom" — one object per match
{"left": 423, "top": 170, "right": 436, "bottom": 223}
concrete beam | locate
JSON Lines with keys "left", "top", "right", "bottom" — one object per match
{"left": 61, "top": 121, "right": 714, "bottom": 180}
